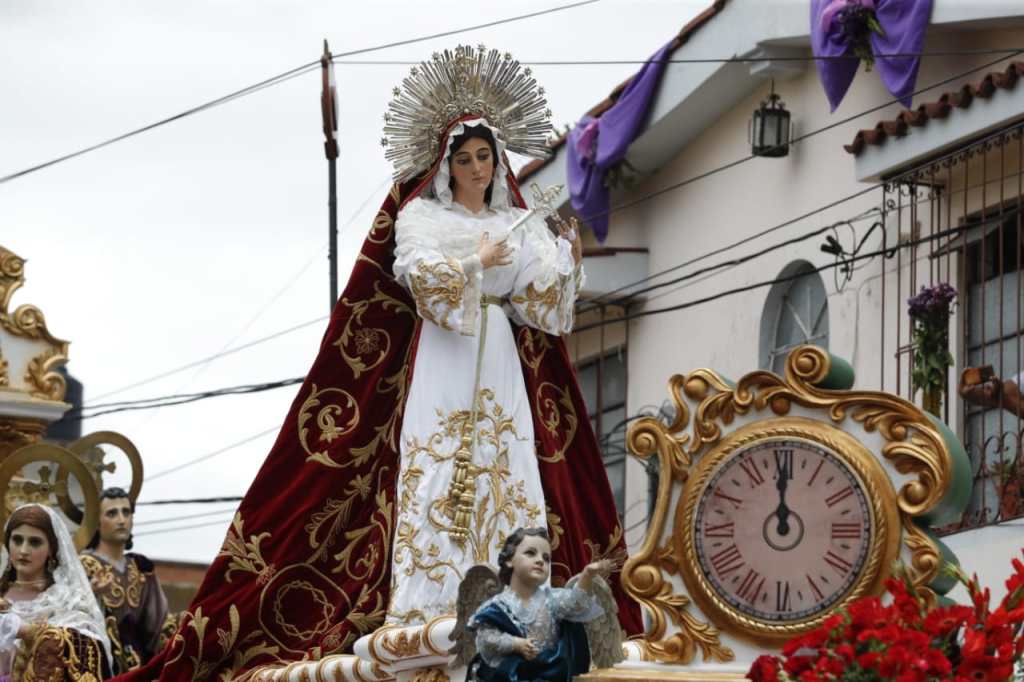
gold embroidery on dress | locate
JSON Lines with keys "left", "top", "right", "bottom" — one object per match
{"left": 80, "top": 554, "right": 145, "bottom": 610}
{"left": 394, "top": 522, "right": 461, "bottom": 585}
{"left": 398, "top": 388, "right": 541, "bottom": 567}
{"left": 511, "top": 279, "right": 563, "bottom": 331}
{"left": 408, "top": 257, "right": 465, "bottom": 331}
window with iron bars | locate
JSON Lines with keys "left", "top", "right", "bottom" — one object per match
{"left": 881, "top": 121, "right": 1024, "bottom": 530}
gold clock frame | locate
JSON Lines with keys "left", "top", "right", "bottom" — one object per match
{"left": 675, "top": 418, "right": 901, "bottom": 644}
{"left": 621, "top": 345, "right": 958, "bottom": 665}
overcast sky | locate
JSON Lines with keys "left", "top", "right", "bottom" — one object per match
{"left": 1, "top": 0, "right": 708, "bottom": 563}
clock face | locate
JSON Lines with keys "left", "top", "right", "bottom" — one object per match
{"left": 691, "top": 437, "right": 873, "bottom": 625}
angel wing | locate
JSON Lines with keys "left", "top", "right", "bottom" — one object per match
{"left": 448, "top": 564, "right": 502, "bottom": 668}
{"left": 568, "top": 574, "right": 626, "bottom": 670}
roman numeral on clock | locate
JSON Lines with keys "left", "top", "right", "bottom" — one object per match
{"left": 713, "top": 489, "right": 744, "bottom": 509}
{"left": 704, "top": 521, "right": 735, "bottom": 538}
{"left": 806, "top": 574, "right": 824, "bottom": 601}
{"left": 737, "top": 569, "right": 764, "bottom": 604}
{"left": 775, "top": 580, "right": 791, "bottom": 611}
{"left": 824, "top": 486, "right": 855, "bottom": 508}
{"left": 830, "top": 522, "right": 862, "bottom": 539}
{"left": 709, "top": 544, "right": 744, "bottom": 576}
{"left": 773, "top": 449, "right": 794, "bottom": 479}
{"left": 823, "top": 550, "right": 853, "bottom": 576}
{"left": 738, "top": 459, "right": 765, "bottom": 487}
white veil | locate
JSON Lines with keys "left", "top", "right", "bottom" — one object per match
{"left": 428, "top": 117, "right": 514, "bottom": 210}
{"left": 0, "top": 504, "right": 111, "bottom": 663}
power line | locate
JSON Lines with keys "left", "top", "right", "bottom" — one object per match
{"left": 136, "top": 496, "right": 244, "bottom": 506}
{"left": 334, "top": 48, "right": 1024, "bottom": 66}
{"left": 0, "top": 0, "right": 604, "bottom": 185}
{"left": 573, "top": 210, "right": 1016, "bottom": 333}
{"left": 135, "top": 507, "right": 239, "bottom": 526}
{"left": 574, "top": 50, "right": 1024, "bottom": 314}
{"left": 147, "top": 427, "right": 279, "bottom": 481}
{"left": 87, "top": 316, "right": 327, "bottom": 403}
{"left": 69, "top": 377, "right": 304, "bottom": 422}
{"left": 135, "top": 516, "right": 236, "bottom": 537}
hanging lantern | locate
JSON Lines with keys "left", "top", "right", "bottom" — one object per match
{"left": 750, "top": 81, "right": 792, "bottom": 158}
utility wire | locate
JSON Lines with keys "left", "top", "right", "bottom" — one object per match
{"left": 135, "top": 507, "right": 239, "bottom": 526}
{"left": 573, "top": 210, "right": 1019, "bottom": 333}
{"left": 68, "top": 377, "right": 304, "bottom": 422}
{"left": 0, "top": 0, "right": 603, "bottom": 185}
{"left": 574, "top": 49, "right": 1024, "bottom": 315}
{"left": 147, "top": 427, "right": 279, "bottom": 481}
{"left": 87, "top": 316, "right": 327, "bottom": 403}
{"left": 334, "top": 48, "right": 1024, "bottom": 65}
{"left": 136, "top": 496, "right": 244, "bottom": 506}
{"left": 135, "top": 516, "right": 236, "bottom": 537}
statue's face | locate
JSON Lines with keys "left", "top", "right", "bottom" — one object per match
{"left": 99, "top": 496, "right": 133, "bottom": 546}
{"left": 8, "top": 524, "right": 50, "bottom": 581}
{"left": 506, "top": 535, "right": 551, "bottom": 588}
{"left": 449, "top": 137, "right": 494, "bottom": 203}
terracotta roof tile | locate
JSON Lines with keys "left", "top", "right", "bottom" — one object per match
{"left": 516, "top": 0, "right": 728, "bottom": 184}
{"left": 845, "top": 61, "right": 1024, "bottom": 155}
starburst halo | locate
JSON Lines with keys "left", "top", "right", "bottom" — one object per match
{"left": 381, "top": 44, "right": 554, "bottom": 183}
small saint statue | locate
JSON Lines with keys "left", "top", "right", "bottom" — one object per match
{"left": 80, "top": 487, "right": 175, "bottom": 674}
{"left": 449, "top": 527, "right": 625, "bottom": 681}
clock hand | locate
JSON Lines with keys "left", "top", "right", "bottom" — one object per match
{"left": 774, "top": 460, "right": 791, "bottom": 536}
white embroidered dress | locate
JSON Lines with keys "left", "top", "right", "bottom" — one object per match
{"left": 385, "top": 121, "right": 583, "bottom": 625}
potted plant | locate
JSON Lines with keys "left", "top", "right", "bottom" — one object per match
{"left": 908, "top": 283, "right": 957, "bottom": 417}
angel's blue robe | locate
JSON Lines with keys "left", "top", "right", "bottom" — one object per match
{"left": 466, "top": 602, "right": 589, "bottom": 682}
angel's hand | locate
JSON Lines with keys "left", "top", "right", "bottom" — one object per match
{"left": 583, "top": 559, "right": 614, "bottom": 579}
{"left": 516, "top": 637, "right": 540, "bottom": 660}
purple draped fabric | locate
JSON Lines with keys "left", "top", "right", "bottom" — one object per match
{"left": 566, "top": 40, "right": 674, "bottom": 242}
{"left": 811, "top": 0, "right": 933, "bottom": 112}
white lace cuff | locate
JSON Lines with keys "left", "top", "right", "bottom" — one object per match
{"left": 554, "top": 237, "right": 575, "bottom": 276}
{"left": 0, "top": 612, "right": 22, "bottom": 650}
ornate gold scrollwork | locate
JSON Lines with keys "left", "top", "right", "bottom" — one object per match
{"left": 0, "top": 346, "right": 8, "bottom": 387}
{"left": 621, "top": 374, "right": 733, "bottom": 664}
{"left": 367, "top": 185, "right": 401, "bottom": 245}
{"left": 535, "top": 381, "right": 577, "bottom": 463}
{"left": 0, "top": 442, "right": 99, "bottom": 550}
{"left": 624, "top": 345, "right": 956, "bottom": 658}
{"left": 335, "top": 283, "right": 413, "bottom": 379}
{"left": 298, "top": 385, "right": 361, "bottom": 468}
{"left": 0, "top": 247, "right": 69, "bottom": 350}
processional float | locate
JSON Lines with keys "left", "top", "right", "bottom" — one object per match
{"left": 247, "top": 343, "right": 967, "bottom": 681}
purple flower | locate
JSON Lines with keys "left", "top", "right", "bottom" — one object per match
{"left": 908, "top": 283, "right": 957, "bottom": 319}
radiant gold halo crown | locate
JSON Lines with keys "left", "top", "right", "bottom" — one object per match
{"left": 381, "top": 44, "right": 554, "bottom": 182}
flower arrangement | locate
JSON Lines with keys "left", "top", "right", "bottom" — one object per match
{"left": 821, "top": 0, "right": 886, "bottom": 69}
{"left": 747, "top": 555, "right": 1024, "bottom": 682}
{"left": 908, "top": 283, "right": 957, "bottom": 416}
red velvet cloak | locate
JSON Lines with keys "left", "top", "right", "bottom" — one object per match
{"left": 116, "top": 128, "right": 641, "bottom": 681}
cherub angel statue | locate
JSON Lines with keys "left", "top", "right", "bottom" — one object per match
{"left": 449, "top": 527, "right": 625, "bottom": 681}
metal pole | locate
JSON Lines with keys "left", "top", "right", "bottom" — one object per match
{"left": 321, "top": 40, "right": 339, "bottom": 312}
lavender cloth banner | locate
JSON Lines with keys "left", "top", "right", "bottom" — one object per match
{"left": 566, "top": 40, "right": 674, "bottom": 242}
{"left": 811, "top": 0, "right": 933, "bottom": 112}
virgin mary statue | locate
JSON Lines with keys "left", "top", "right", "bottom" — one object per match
{"left": 117, "top": 45, "right": 640, "bottom": 681}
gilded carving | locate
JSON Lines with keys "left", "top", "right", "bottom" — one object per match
{"left": 624, "top": 345, "right": 958, "bottom": 661}
{"left": 0, "top": 247, "right": 70, "bottom": 381}
{"left": 24, "top": 346, "right": 67, "bottom": 401}
{"left": 410, "top": 668, "right": 448, "bottom": 682}
{"left": 0, "top": 347, "right": 8, "bottom": 387}
{"left": 534, "top": 381, "right": 577, "bottom": 464}
{"left": 380, "top": 630, "right": 421, "bottom": 658}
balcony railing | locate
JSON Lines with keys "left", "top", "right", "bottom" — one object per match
{"left": 879, "top": 120, "right": 1024, "bottom": 534}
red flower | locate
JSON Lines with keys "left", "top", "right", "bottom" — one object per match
{"left": 746, "top": 654, "right": 781, "bottom": 682}
{"left": 958, "top": 654, "right": 1014, "bottom": 682}
{"left": 924, "top": 605, "right": 972, "bottom": 636}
